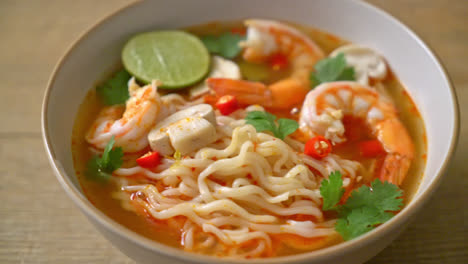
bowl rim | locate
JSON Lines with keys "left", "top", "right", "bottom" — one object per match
{"left": 41, "top": 0, "right": 460, "bottom": 263}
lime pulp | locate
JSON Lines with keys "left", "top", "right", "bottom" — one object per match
{"left": 122, "top": 30, "right": 211, "bottom": 89}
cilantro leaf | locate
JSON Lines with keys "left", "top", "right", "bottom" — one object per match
{"left": 86, "top": 136, "right": 124, "bottom": 181}
{"left": 309, "top": 73, "right": 321, "bottom": 88}
{"left": 86, "top": 156, "right": 112, "bottom": 181}
{"left": 247, "top": 119, "right": 276, "bottom": 133}
{"left": 345, "top": 180, "right": 403, "bottom": 212}
{"left": 245, "top": 111, "right": 299, "bottom": 140}
{"left": 105, "top": 145, "right": 124, "bottom": 171}
{"left": 310, "top": 53, "right": 355, "bottom": 88}
{"left": 218, "top": 33, "right": 244, "bottom": 58}
{"left": 245, "top": 111, "right": 276, "bottom": 123}
{"left": 319, "top": 172, "right": 404, "bottom": 241}
{"left": 277, "top": 118, "right": 299, "bottom": 140}
{"left": 96, "top": 69, "right": 131, "bottom": 105}
{"left": 337, "top": 66, "right": 356, "bottom": 81}
{"left": 335, "top": 206, "right": 394, "bottom": 240}
{"left": 201, "top": 33, "right": 245, "bottom": 59}
{"left": 200, "top": 35, "right": 220, "bottom": 53}
{"left": 315, "top": 53, "right": 347, "bottom": 82}
{"left": 245, "top": 111, "right": 277, "bottom": 133}
{"left": 320, "top": 171, "right": 345, "bottom": 211}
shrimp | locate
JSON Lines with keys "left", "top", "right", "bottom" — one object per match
{"left": 207, "top": 19, "right": 324, "bottom": 109}
{"left": 86, "top": 79, "right": 162, "bottom": 152}
{"left": 299, "top": 81, "right": 414, "bottom": 186}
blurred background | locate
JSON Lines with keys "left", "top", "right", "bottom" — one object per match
{"left": 0, "top": 0, "right": 466, "bottom": 263}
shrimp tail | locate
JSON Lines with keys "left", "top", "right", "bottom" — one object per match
{"left": 377, "top": 118, "right": 415, "bottom": 185}
{"left": 206, "top": 78, "right": 272, "bottom": 106}
{"left": 379, "top": 154, "right": 412, "bottom": 186}
{"left": 268, "top": 79, "right": 310, "bottom": 109}
{"left": 207, "top": 78, "right": 309, "bottom": 109}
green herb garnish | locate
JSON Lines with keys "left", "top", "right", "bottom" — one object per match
{"left": 320, "top": 171, "right": 403, "bottom": 241}
{"left": 201, "top": 32, "right": 245, "bottom": 59}
{"left": 245, "top": 111, "right": 299, "bottom": 140}
{"left": 320, "top": 171, "right": 346, "bottom": 211}
{"left": 96, "top": 69, "right": 131, "bottom": 105}
{"left": 86, "top": 136, "right": 124, "bottom": 181}
{"left": 310, "top": 53, "right": 355, "bottom": 88}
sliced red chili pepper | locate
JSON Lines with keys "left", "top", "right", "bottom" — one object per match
{"left": 359, "top": 139, "right": 386, "bottom": 158}
{"left": 268, "top": 53, "right": 289, "bottom": 70}
{"left": 304, "top": 136, "right": 332, "bottom": 159}
{"left": 136, "top": 151, "right": 161, "bottom": 168}
{"left": 216, "top": 95, "right": 239, "bottom": 115}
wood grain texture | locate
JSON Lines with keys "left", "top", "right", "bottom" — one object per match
{"left": 0, "top": 0, "right": 466, "bottom": 263}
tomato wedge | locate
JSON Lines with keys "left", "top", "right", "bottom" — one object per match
{"left": 304, "top": 136, "right": 332, "bottom": 159}
{"left": 216, "top": 95, "right": 239, "bottom": 115}
{"left": 136, "top": 151, "right": 161, "bottom": 168}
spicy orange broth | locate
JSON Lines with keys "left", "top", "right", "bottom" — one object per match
{"left": 71, "top": 21, "right": 427, "bottom": 256}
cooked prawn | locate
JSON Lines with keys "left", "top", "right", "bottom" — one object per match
{"left": 86, "top": 79, "right": 161, "bottom": 152}
{"left": 207, "top": 19, "right": 324, "bottom": 109}
{"left": 299, "top": 81, "right": 414, "bottom": 185}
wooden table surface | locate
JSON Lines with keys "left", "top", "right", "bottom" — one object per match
{"left": 1, "top": 0, "right": 466, "bottom": 263}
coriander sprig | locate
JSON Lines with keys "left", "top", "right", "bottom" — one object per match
{"left": 320, "top": 171, "right": 346, "bottom": 211}
{"left": 310, "top": 53, "right": 355, "bottom": 88}
{"left": 201, "top": 32, "right": 245, "bottom": 59}
{"left": 245, "top": 111, "right": 299, "bottom": 140}
{"left": 86, "top": 136, "right": 124, "bottom": 181}
{"left": 320, "top": 171, "right": 403, "bottom": 240}
{"left": 96, "top": 69, "right": 131, "bottom": 105}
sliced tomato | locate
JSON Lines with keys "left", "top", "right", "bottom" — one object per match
{"left": 136, "top": 151, "right": 161, "bottom": 168}
{"left": 304, "top": 136, "right": 332, "bottom": 159}
{"left": 216, "top": 95, "right": 239, "bottom": 115}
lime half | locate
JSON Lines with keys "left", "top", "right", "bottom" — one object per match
{"left": 122, "top": 30, "right": 210, "bottom": 89}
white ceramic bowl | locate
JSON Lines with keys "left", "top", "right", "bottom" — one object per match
{"left": 41, "top": 0, "right": 459, "bottom": 263}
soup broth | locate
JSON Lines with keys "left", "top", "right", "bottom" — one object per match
{"left": 72, "top": 20, "right": 426, "bottom": 257}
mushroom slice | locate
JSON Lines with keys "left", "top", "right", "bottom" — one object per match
{"left": 147, "top": 128, "right": 174, "bottom": 156}
{"left": 189, "top": 56, "right": 241, "bottom": 98}
{"left": 148, "top": 104, "right": 217, "bottom": 155}
{"left": 330, "top": 44, "right": 387, "bottom": 86}
{"left": 167, "top": 117, "right": 217, "bottom": 155}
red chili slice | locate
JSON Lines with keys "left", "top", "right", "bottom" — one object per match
{"left": 359, "top": 139, "right": 386, "bottom": 158}
{"left": 216, "top": 95, "right": 239, "bottom": 115}
{"left": 268, "top": 53, "right": 289, "bottom": 70}
{"left": 304, "top": 136, "right": 332, "bottom": 159}
{"left": 136, "top": 151, "right": 161, "bottom": 168}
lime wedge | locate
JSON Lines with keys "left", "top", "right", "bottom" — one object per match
{"left": 122, "top": 30, "right": 210, "bottom": 89}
